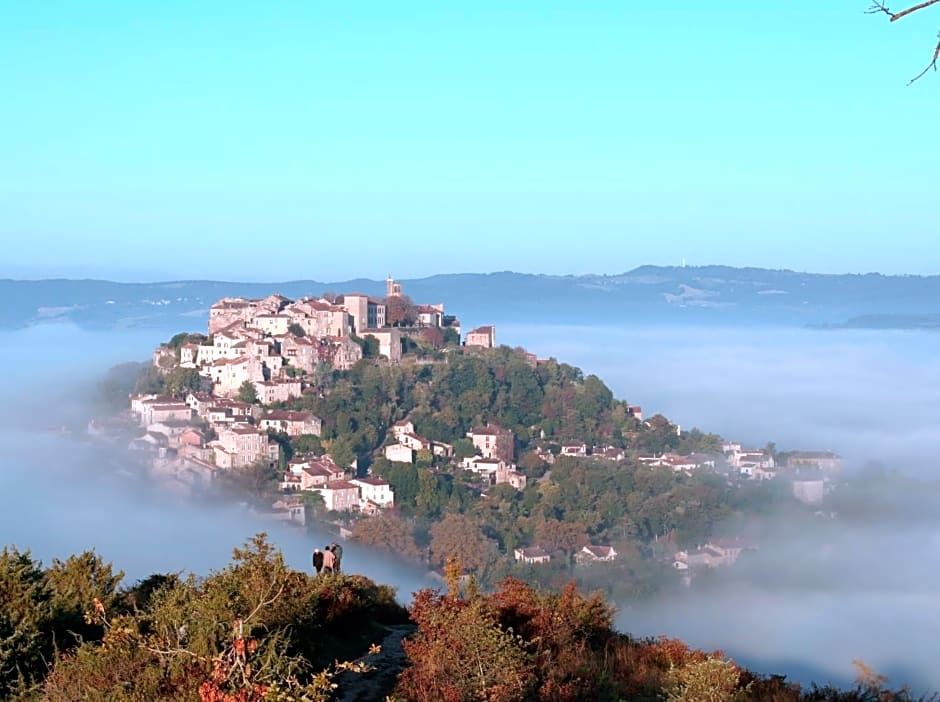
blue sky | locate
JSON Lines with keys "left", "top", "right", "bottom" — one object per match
{"left": 2, "top": 1, "right": 937, "bottom": 281}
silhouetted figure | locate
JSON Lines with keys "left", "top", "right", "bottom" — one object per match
{"left": 331, "top": 542, "right": 344, "bottom": 574}
{"left": 322, "top": 545, "right": 336, "bottom": 574}
{"left": 312, "top": 548, "right": 324, "bottom": 575}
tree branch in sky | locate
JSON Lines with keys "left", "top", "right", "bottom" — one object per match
{"left": 866, "top": 0, "right": 940, "bottom": 83}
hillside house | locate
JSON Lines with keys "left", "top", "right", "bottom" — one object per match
{"left": 208, "top": 356, "right": 264, "bottom": 397}
{"left": 786, "top": 451, "right": 842, "bottom": 478}
{"left": 185, "top": 392, "right": 215, "bottom": 416}
{"left": 415, "top": 304, "right": 444, "bottom": 328}
{"left": 391, "top": 420, "right": 415, "bottom": 440}
{"left": 250, "top": 313, "right": 291, "bottom": 337}
{"left": 385, "top": 444, "right": 414, "bottom": 463}
{"left": 361, "top": 328, "right": 402, "bottom": 363}
{"left": 313, "top": 481, "right": 360, "bottom": 512}
{"left": 578, "top": 545, "right": 618, "bottom": 564}
{"left": 495, "top": 463, "right": 527, "bottom": 490}
{"left": 179, "top": 343, "right": 199, "bottom": 367}
{"left": 260, "top": 410, "right": 321, "bottom": 437}
{"left": 285, "top": 299, "right": 350, "bottom": 338}
{"left": 675, "top": 541, "right": 747, "bottom": 569}
{"left": 468, "top": 424, "right": 514, "bottom": 462}
{"left": 210, "top": 424, "right": 276, "bottom": 469}
{"left": 398, "top": 432, "right": 431, "bottom": 452}
{"left": 268, "top": 496, "right": 306, "bottom": 526}
{"left": 140, "top": 402, "right": 193, "bottom": 427}
{"left": 431, "top": 440, "right": 454, "bottom": 458}
{"left": 337, "top": 294, "right": 387, "bottom": 334}
{"left": 253, "top": 379, "right": 302, "bottom": 405}
{"left": 465, "top": 325, "right": 496, "bottom": 349}
{"left": 592, "top": 446, "right": 626, "bottom": 461}
{"left": 514, "top": 546, "right": 551, "bottom": 565}
{"left": 351, "top": 477, "right": 395, "bottom": 509}
{"left": 560, "top": 443, "right": 588, "bottom": 457}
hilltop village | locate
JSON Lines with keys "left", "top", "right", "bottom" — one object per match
{"left": 106, "top": 276, "right": 843, "bottom": 592}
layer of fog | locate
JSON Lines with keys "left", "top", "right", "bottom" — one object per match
{"left": 504, "top": 324, "right": 940, "bottom": 474}
{"left": 505, "top": 323, "right": 940, "bottom": 690}
{"left": 0, "top": 323, "right": 431, "bottom": 596}
{"left": 4, "top": 322, "right": 940, "bottom": 690}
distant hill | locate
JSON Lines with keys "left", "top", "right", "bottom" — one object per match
{"left": 2, "top": 267, "right": 939, "bottom": 331}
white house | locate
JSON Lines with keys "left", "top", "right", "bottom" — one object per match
{"left": 385, "top": 444, "right": 414, "bottom": 463}
{"left": 351, "top": 477, "right": 394, "bottom": 509}
{"left": 578, "top": 544, "right": 618, "bottom": 563}
{"left": 514, "top": 546, "right": 551, "bottom": 564}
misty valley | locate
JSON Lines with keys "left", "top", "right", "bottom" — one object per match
{"left": 2, "top": 318, "right": 939, "bottom": 696}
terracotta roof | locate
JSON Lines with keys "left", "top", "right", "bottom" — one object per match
{"left": 226, "top": 425, "right": 262, "bottom": 435}
{"left": 323, "top": 480, "right": 358, "bottom": 490}
{"left": 264, "top": 410, "right": 313, "bottom": 422}
{"left": 471, "top": 424, "right": 510, "bottom": 436}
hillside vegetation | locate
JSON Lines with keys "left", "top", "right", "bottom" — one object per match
{"left": 0, "top": 538, "right": 926, "bottom": 702}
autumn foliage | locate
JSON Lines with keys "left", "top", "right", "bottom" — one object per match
{"left": 394, "top": 575, "right": 932, "bottom": 702}
{"left": 5, "top": 534, "right": 407, "bottom": 702}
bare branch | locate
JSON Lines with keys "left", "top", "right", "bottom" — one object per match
{"left": 907, "top": 37, "right": 940, "bottom": 83}
{"left": 891, "top": 0, "right": 940, "bottom": 21}
{"left": 243, "top": 577, "right": 287, "bottom": 626}
{"left": 866, "top": 2, "right": 896, "bottom": 17}
{"left": 867, "top": 1, "right": 940, "bottom": 82}
{"left": 866, "top": 0, "right": 940, "bottom": 19}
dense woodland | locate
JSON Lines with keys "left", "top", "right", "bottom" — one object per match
{"left": 0, "top": 538, "right": 928, "bottom": 702}
{"left": 107, "top": 341, "right": 806, "bottom": 601}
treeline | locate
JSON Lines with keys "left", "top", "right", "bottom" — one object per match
{"left": 282, "top": 346, "right": 672, "bottom": 463}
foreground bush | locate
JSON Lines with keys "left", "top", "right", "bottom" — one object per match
{"left": 394, "top": 570, "right": 933, "bottom": 702}
{"left": 0, "top": 535, "right": 406, "bottom": 701}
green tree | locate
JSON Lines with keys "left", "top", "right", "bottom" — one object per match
{"left": 0, "top": 547, "right": 55, "bottom": 698}
{"left": 46, "top": 550, "right": 124, "bottom": 648}
{"left": 236, "top": 380, "right": 258, "bottom": 404}
{"left": 288, "top": 322, "right": 306, "bottom": 337}
{"left": 291, "top": 434, "right": 323, "bottom": 456}
{"left": 359, "top": 335, "right": 380, "bottom": 359}
{"left": 453, "top": 438, "right": 477, "bottom": 459}
{"left": 133, "top": 365, "right": 166, "bottom": 395}
{"left": 164, "top": 367, "right": 205, "bottom": 397}
{"left": 327, "top": 435, "right": 357, "bottom": 470}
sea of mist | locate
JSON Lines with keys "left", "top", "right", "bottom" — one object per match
{"left": 2, "top": 321, "right": 939, "bottom": 690}
{"left": 504, "top": 323, "right": 940, "bottom": 691}
{"left": 0, "top": 323, "right": 432, "bottom": 593}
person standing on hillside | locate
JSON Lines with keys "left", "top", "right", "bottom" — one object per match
{"left": 330, "top": 542, "right": 344, "bottom": 574}
{"left": 312, "top": 548, "right": 324, "bottom": 575}
{"left": 322, "top": 545, "right": 336, "bottom": 575}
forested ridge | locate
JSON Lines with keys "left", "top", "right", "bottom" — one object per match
{"left": 248, "top": 346, "right": 786, "bottom": 598}
{"left": 121, "top": 341, "right": 800, "bottom": 601}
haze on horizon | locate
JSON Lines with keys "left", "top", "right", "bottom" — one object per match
{"left": 2, "top": 3, "right": 939, "bottom": 281}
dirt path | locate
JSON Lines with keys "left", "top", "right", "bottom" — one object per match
{"left": 333, "top": 624, "right": 415, "bottom": 702}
